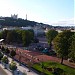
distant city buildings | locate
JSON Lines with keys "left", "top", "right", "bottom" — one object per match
{"left": 0, "top": 16, "right": 75, "bottom": 36}
{"left": 3, "top": 27, "right": 16, "bottom": 31}
{"left": 21, "top": 26, "right": 32, "bottom": 30}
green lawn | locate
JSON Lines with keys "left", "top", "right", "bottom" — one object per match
{"left": 32, "top": 61, "right": 75, "bottom": 75}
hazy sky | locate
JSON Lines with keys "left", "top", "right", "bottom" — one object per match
{"left": 0, "top": 0, "right": 74, "bottom": 26}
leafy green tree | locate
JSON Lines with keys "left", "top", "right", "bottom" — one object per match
{"left": 0, "top": 32, "right": 2, "bottom": 39}
{"left": 46, "top": 30, "right": 58, "bottom": 49}
{"left": 22, "top": 30, "right": 33, "bottom": 46}
{"left": 28, "top": 29, "right": 34, "bottom": 42}
{"left": 6, "top": 31, "right": 13, "bottom": 44}
{"left": 1, "top": 56, "right": 9, "bottom": 68}
{"left": 4, "top": 48, "right": 10, "bottom": 55}
{"left": 1, "top": 46, "right": 10, "bottom": 55}
{"left": 1, "top": 30, "right": 8, "bottom": 41}
{"left": 11, "top": 30, "right": 20, "bottom": 43}
{"left": 0, "top": 51, "right": 3, "bottom": 61}
{"left": 15, "top": 30, "right": 22, "bottom": 43}
{"left": 68, "top": 33, "right": 75, "bottom": 62}
{"left": 53, "top": 30, "right": 73, "bottom": 64}
{"left": 10, "top": 50, "right": 16, "bottom": 58}
{"left": 6, "top": 30, "right": 18, "bottom": 44}
{"left": 0, "top": 29, "right": 34, "bottom": 45}
{"left": 9, "top": 61, "right": 17, "bottom": 74}
{"left": 1, "top": 46, "right": 5, "bottom": 53}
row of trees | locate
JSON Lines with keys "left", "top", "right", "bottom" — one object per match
{"left": 0, "top": 46, "right": 17, "bottom": 74}
{"left": 0, "top": 29, "right": 34, "bottom": 46}
{"left": 0, "top": 46, "right": 27, "bottom": 75}
{"left": 0, "top": 46, "right": 16, "bottom": 58}
{"left": 0, "top": 55, "right": 17, "bottom": 74}
{"left": 46, "top": 30, "right": 75, "bottom": 64}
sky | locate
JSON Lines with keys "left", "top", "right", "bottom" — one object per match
{"left": 0, "top": 0, "right": 74, "bottom": 26}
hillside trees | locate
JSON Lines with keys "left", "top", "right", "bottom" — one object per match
{"left": 0, "top": 17, "right": 37, "bottom": 27}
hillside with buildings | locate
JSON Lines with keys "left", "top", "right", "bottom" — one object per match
{"left": 0, "top": 15, "right": 75, "bottom": 34}
{"left": 0, "top": 15, "right": 52, "bottom": 28}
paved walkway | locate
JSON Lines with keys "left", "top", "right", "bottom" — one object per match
{"left": 0, "top": 57, "right": 39, "bottom": 75}
{"left": 0, "top": 63, "right": 12, "bottom": 75}
{"left": 0, "top": 66, "right": 8, "bottom": 75}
